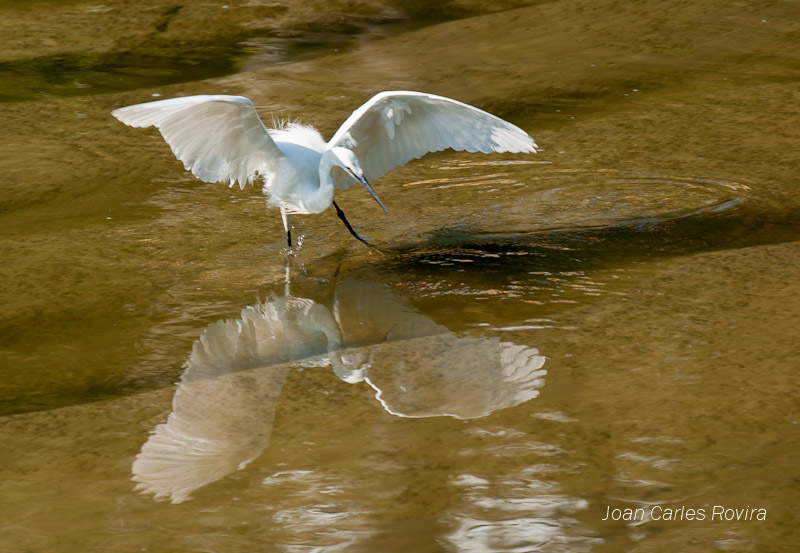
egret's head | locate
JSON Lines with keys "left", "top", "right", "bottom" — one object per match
{"left": 330, "top": 147, "right": 389, "bottom": 215}
{"left": 331, "top": 147, "right": 364, "bottom": 178}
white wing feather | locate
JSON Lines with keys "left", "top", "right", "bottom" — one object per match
{"left": 112, "top": 95, "right": 285, "bottom": 189}
{"left": 327, "top": 91, "right": 537, "bottom": 188}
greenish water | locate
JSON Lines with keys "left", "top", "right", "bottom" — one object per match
{"left": 0, "top": 0, "right": 517, "bottom": 102}
{"left": 1, "top": 0, "right": 799, "bottom": 552}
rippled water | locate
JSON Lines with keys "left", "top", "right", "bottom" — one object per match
{"left": 1, "top": 0, "right": 799, "bottom": 552}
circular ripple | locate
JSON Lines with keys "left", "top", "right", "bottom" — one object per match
{"left": 521, "top": 170, "right": 752, "bottom": 232}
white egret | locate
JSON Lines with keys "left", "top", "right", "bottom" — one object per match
{"left": 112, "top": 91, "right": 537, "bottom": 248}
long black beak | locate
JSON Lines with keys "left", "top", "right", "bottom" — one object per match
{"left": 354, "top": 174, "right": 389, "bottom": 216}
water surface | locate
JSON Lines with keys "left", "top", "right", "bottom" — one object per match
{"left": 1, "top": 0, "right": 798, "bottom": 551}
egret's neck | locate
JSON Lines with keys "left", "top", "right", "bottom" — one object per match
{"left": 279, "top": 149, "right": 337, "bottom": 215}
{"left": 318, "top": 149, "right": 343, "bottom": 195}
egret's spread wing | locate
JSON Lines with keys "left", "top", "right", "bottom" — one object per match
{"left": 112, "top": 95, "right": 284, "bottom": 189}
{"left": 327, "top": 91, "right": 537, "bottom": 187}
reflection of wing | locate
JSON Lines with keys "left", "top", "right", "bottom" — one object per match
{"left": 133, "top": 297, "right": 340, "bottom": 504}
{"left": 364, "top": 335, "right": 545, "bottom": 419}
{"left": 333, "top": 279, "right": 443, "bottom": 343}
{"left": 333, "top": 280, "right": 546, "bottom": 419}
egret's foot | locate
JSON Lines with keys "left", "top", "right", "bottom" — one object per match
{"left": 333, "top": 201, "right": 374, "bottom": 248}
{"left": 286, "top": 229, "right": 293, "bottom": 249}
{"left": 352, "top": 233, "right": 375, "bottom": 248}
{"left": 367, "top": 244, "right": 388, "bottom": 257}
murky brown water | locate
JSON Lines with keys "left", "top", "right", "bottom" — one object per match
{"left": 1, "top": 0, "right": 799, "bottom": 551}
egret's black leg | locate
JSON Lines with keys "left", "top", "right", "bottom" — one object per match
{"left": 333, "top": 201, "right": 373, "bottom": 247}
{"left": 280, "top": 207, "right": 292, "bottom": 249}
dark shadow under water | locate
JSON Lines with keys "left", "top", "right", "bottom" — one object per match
{"left": 361, "top": 202, "right": 800, "bottom": 284}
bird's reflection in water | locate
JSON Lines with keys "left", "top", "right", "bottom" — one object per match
{"left": 133, "top": 280, "right": 546, "bottom": 503}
